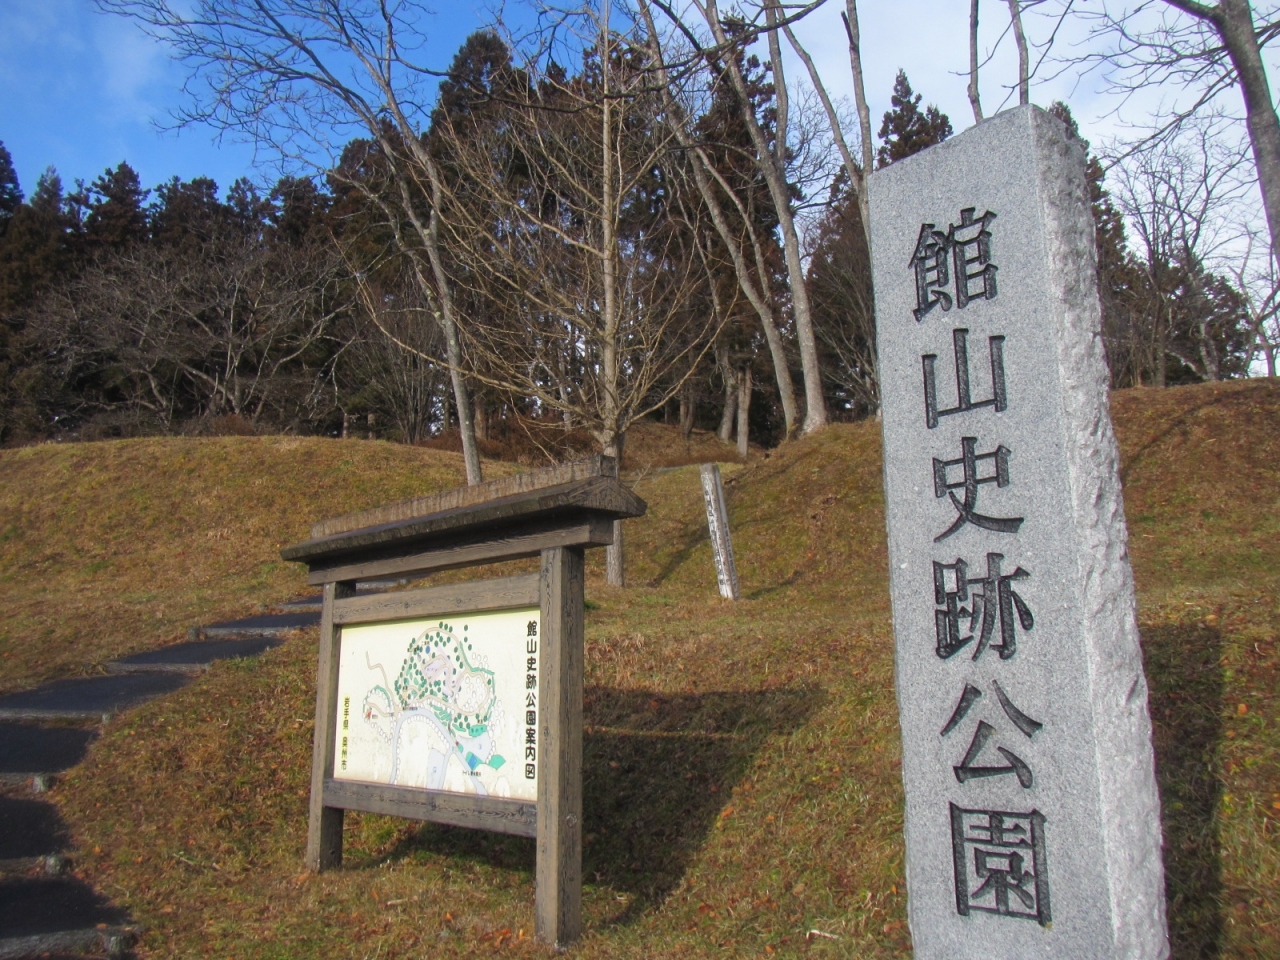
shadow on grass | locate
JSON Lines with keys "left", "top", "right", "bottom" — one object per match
{"left": 389, "top": 684, "right": 822, "bottom": 923}
{"left": 1144, "top": 622, "right": 1225, "bottom": 959}
{"left": 1119, "top": 389, "right": 1254, "bottom": 485}
{"left": 644, "top": 521, "right": 717, "bottom": 588}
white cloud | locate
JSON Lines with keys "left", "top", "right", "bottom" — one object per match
{"left": 89, "top": 12, "right": 173, "bottom": 125}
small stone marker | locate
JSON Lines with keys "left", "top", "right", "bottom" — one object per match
{"left": 868, "top": 106, "right": 1167, "bottom": 959}
{"left": 699, "top": 464, "right": 740, "bottom": 599}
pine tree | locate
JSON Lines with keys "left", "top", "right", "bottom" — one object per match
{"left": 150, "top": 176, "right": 224, "bottom": 248}
{"left": 0, "top": 142, "right": 21, "bottom": 239}
{"left": 269, "top": 176, "right": 328, "bottom": 245}
{"left": 226, "top": 178, "right": 270, "bottom": 240}
{"left": 0, "top": 168, "right": 73, "bottom": 314}
{"left": 876, "top": 71, "right": 953, "bottom": 168}
{"left": 80, "top": 162, "right": 149, "bottom": 248}
{"left": 1047, "top": 102, "right": 1143, "bottom": 386}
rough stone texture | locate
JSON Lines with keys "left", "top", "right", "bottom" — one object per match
{"left": 699, "top": 464, "right": 740, "bottom": 600}
{"left": 868, "top": 105, "right": 1166, "bottom": 960}
{"left": 196, "top": 612, "right": 318, "bottom": 638}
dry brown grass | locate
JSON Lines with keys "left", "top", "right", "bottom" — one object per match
{"left": 0, "top": 437, "right": 514, "bottom": 694}
{"left": 6, "top": 381, "right": 1277, "bottom": 958}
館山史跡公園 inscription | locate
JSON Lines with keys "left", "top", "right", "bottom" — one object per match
{"left": 869, "top": 105, "right": 1166, "bottom": 960}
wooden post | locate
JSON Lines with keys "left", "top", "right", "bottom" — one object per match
{"left": 535, "top": 546, "right": 585, "bottom": 948}
{"left": 306, "top": 579, "right": 356, "bottom": 870}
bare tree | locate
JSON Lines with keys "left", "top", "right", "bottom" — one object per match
{"left": 653, "top": 0, "right": 830, "bottom": 434}
{"left": 1223, "top": 229, "right": 1280, "bottom": 373}
{"left": 31, "top": 234, "right": 342, "bottom": 428}
{"left": 97, "top": 0, "right": 485, "bottom": 483}
{"left": 1008, "top": 0, "right": 1032, "bottom": 104}
{"left": 434, "top": 2, "right": 721, "bottom": 583}
{"left": 1074, "top": 1, "right": 1280, "bottom": 273}
{"left": 841, "top": 0, "right": 876, "bottom": 180}
{"left": 1109, "top": 117, "right": 1256, "bottom": 382}
{"left": 637, "top": 0, "right": 800, "bottom": 434}
{"left": 970, "top": 0, "right": 986, "bottom": 122}
{"left": 341, "top": 256, "right": 452, "bottom": 443}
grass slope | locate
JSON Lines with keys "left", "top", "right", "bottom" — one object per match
{"left": 7, "top": 381, "right": 1277, "bottom": 958}
{"left": 0, "top": 438, "right": 508, "bottom": 694}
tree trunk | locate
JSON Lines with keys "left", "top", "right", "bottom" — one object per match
{"left": 718, "top": 380, "right": 737, "bottom": 443}
{"left": 763, "top": 1, "right": 827, "bottom": 434}
{"left": 1155, "top": 305, "right": 1168, "bottom": 387}
{"left": 717, "top": 343, "right": 738, "bottom": 442}
{"left": 969, "top": 0, "right": 984, "bottom": 122}
{"left": 736, "top": 364, "right": 752, "bottom": 459}
{"left": 1007, "top": 0, "right": 1030, "bottom": 106}
{"left": 601, "top": 8, "right": 625, "bottom": 590}
{"left": 605, "top": 431, "right": 625, "bottom": 587}
{"left": 473, "top": 394, "right": 488, "bottom": 442}
{"left": 842, "top": 0, "right": 875, "bottom": 244}
{"left": 427, "top": 255, "right": 482, "bottom": 484}
{"left": 679, "top": 379, "right": 696, "bottom": 439}
{"left": 1215, "top": 0, "right": 1280, "bottom": 275}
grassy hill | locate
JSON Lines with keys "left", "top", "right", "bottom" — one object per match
{"left": 3, "top": 381, "right": 1276, "bottom": 958}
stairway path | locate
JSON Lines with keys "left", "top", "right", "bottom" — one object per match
{"left": 0, "top": 596, "right": 326, "bottom": 959}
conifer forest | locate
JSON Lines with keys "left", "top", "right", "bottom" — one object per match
{"left": 1, "top": 1, "right": 1276, "bottom": 467}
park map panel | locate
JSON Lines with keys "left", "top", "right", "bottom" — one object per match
{"left": 333, "top": 607, "right": 540, "bottom": 803}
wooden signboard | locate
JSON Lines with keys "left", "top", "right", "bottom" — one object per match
{"left": 281, "top": 457, "right": 645, "bottom": 948}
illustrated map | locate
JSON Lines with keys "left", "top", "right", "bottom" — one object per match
{"left": 333, "top": 607, "right": 540, "bottom": 802}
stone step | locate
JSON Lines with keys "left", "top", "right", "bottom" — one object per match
{"left": 0, "top": 856, "right": 64, "bottom": 879}
{"left": 105, "top": 635, "right": 283, "bottom": 675}
{"left": 0, "top": 792, "right": 69, "bottom": 864}
{"left": 0, "top": 927, "right": 136, "bottom": 960}
{"left": 0, "top": 877, "right": 135, "bottom": 958}
{"left": 0, "top": 674, "right": 190, "bottom": 722}
{"left": 197, "top": 610, "right": 319, "bottom": 638}
{"left": 274, "top": 595, "right": 322, "bottom": 612}
{"left": 270, "top": 580, "right": 411, "bottom": 615}
{"left": 0, "top": 723, "right": 96, "bottom": 785}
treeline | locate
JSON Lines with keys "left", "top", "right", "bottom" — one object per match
{"left": 0, "top": 27, "right": 1257, "bottom": 452}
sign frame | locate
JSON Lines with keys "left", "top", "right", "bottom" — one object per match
{"left": 283, "top": 457, "right": 645, "bottom": 948}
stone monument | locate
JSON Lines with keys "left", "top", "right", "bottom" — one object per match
{"left": 868, "top": 105, "right": 1168, "bottom": 959}
{"left": 700, "top": 463, "right": 740, "bottom": 600}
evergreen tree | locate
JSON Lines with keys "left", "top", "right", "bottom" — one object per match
{"left": 1046, "top": 102, "right": 1140, "bottom": 386}
{"left": 80, "top": 162, "right": 149, "bottom": 248}
{"left": 268, "top": 175, "right": 329, "bottom": 245}
{"left": 0, "top": 169, "right": 77, "bottom": 443}
{"left": 431, "top": 29, "right": 519, "bottom": 126}
{"left": 226, "top": 178, "right": 270, "bottom": 240}
{"left": 0, "top": 142, "right": 21, "bottom": 239}
{"left": 876, "top": 71, "right": 953, "bottom": 168}
{"left": 0, "top": 168, "right": 74, "bottom": 314}
{"left": 150, "top": 176, "right": 224, "bottom": 248}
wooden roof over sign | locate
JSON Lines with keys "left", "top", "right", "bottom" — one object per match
{"left": 280, "top": 456, "right": 646, "bottom": 579}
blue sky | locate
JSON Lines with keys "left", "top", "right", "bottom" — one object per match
{"left": 0, "top": 0, "right": 1254, "bottom": 204}
{"left": 0, "top": 0, "right": 505, "bottom": 199}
